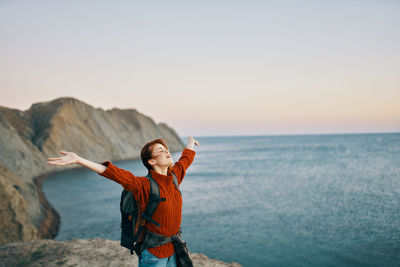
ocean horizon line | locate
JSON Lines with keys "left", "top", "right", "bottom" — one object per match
{"left": 180, "top": 130, "right": 400, "bottom": 139}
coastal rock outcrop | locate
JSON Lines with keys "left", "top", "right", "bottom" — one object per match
{"left": 0, "top": 97, "right": 185, "bottom": 245}
{"left": 0, "top": 238, "right": 242, "bottom": 267}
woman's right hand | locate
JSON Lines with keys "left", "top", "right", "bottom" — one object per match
{"left": 186, "top": 136, "right": 200, "bottom": 150}
{"left": 47, "top": 151, "right": 80, "bottom": 166}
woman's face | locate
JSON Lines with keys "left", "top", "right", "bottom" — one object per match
{"left": 150, "top": 143, "right": 173, "bottom": 167}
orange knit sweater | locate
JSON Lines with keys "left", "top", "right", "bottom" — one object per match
{"left": 98, "top": 148, "right": 196, "bottom": 258}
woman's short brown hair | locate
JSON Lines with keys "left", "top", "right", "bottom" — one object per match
{"left": 141, "top": 138, "right": 169, "bottom": 171}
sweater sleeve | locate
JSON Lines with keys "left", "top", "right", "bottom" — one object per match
{"left": 171, "top": 148, "right": 196, "bottom": 185}
{"left": 97, "top": 161, "right": 144, "bottom": 193}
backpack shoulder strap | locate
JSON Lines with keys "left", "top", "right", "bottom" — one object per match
{"left": 141, "top": 173, "right": 166, "bottom": 228}
{"left": 171, "top": 171, "right": 181, "bottom": 195}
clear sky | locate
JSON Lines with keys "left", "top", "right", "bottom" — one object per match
{"left": 0, "top": 0, "right": 399, "bottom": 137}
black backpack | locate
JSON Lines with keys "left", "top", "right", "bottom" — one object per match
{"left": 120, "top": 171, "right": 181, "bottom": 255}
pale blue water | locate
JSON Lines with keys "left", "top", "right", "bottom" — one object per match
{"left": 42, "top": 133, "right": 400, "bottom": 266}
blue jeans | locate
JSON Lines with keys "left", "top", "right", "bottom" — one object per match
{"left": 139, "top": 248, "right": 177, "bottom": 267}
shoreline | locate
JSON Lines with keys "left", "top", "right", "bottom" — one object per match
{"left": 34, "top": 173, "right": 61, "bottom": 239}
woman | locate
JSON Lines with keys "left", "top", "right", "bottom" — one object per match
{"left": 47, "top": 136, "right": 200, "bottom": 267}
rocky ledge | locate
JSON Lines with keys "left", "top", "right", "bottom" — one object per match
{"left": 0, "top": 238, "right": 242, "bottom": 267}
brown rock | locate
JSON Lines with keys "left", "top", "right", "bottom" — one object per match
{"left": 0, "top": 163, "right": 38, "bottom": 245}
{"left": 0, "top": 239, "right": 242, "bottom": 267}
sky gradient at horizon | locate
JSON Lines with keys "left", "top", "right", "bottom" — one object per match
{"left": 1, "top": 0, "right": 399, "bottom": 136}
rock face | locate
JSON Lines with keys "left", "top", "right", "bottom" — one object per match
{"left": 0, "top": 238, "right": 242, "bottom": 267}
{"left": 0, "top": 164, "right": 38, "bottom": 245}
{"left": 0, "top": 97, "right": 185, "bottom": 246}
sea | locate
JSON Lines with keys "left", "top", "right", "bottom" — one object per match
{"left": 42, "top": 133, "right": 400, "bottom": 267}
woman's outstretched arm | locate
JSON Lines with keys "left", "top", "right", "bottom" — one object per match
{"left": 47, "top": 151, "right": 146, "bottom": 200}
{"left": 172, "top": 136, "right": 199, "bottom": 184}
{"left": 46, "top": 151, "right": 106, "bottom": 174}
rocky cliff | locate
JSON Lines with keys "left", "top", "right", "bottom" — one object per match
{"left": 0, "top": 97, "right": 185, "bottom": 246}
